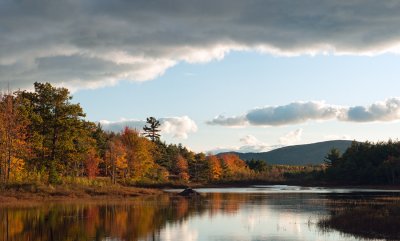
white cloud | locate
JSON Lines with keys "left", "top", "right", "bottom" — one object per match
{"left": 99, "top": 119, "right": 145, "bottom": 133}
{"left": 3, "top": 1, "right": 400, "bottom": 89}
{"left": 279, "top": 129, "right": 303, "bottom": 145}
{"left": 246, "top": 102, "right": 340, "bottom": 126}
{"left": 160, "top": 116, "right": 198, "bottom": 139}
{"left": 208, "top": 98, "right": 400, "bottom": 127}
{"left": 209, "top": 134, "right": 283, "bottom": 154}
{"left": 206, "top": 115, "right": 247, "bottom": 127}
{"left": 99, "top": 116, "right": 197, "bottom": 139}
{"left": 238, "top": 135, "right": 272, "bottom": 152}
{"left": 240, "top": 135, "right": 260, "bottom": 145}
{"left": 324, "top": 134, "right": 352, "bottom": 141}
{"left": 339, "top": 98, "right": 400, "bottom": 122}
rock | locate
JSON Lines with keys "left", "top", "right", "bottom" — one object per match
{"left": 177, "top": 188, "right": 201, "bottom": 197}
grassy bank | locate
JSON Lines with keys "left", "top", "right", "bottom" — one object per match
{"left": 0, "top": 178, "right": 162, "bottom": 205}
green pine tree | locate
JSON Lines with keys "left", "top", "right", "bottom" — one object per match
{"left": 143, "top": 117, "right": 161, "bottom": 142}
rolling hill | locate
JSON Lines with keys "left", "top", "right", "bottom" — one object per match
{"left": 221, "top": 140, "right": 354, "bottom": 166}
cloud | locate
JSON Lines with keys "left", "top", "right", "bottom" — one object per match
{"left": 240, "top": 135, "right": 260, "bottom": 145}
{"left": 99, "top": 119, "right": 146, "bottom": 133}
{"left": 99, "top": 116, "right": 197, "bottom": 139}
{"left": 160, "top": 116, "right": 198, "bottom": 139}
{"left": 3, "top": 1, "right": 400, "bottom": 89}
{"left": 207, "top": 115, "right": 247, "bottom": 126}
{"left": 324, "top": 134, "right": 352, "bottom": 141}
{"left": 208, "top": 98, "right": 400, "bottom": 127}
{"left": 279, "top": 129, "right": 303, "bottom": 145}
{"left": 246, "top": 102, "right": 339, "bottom": 126}
{"left": 340, "top": 98, "right": 400, "bottom": 122}
{"left": 209, "top": 134, "right": 285, "bottom": 154}
{"left": 238, "top": 135, "right": 272, "bottom": 152}
{"left": 208, "top": 101, "right": 342, "bottom": 126}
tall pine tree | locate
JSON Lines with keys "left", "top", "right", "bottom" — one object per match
{"left": 17, "top": 82, "right": 87, "bottom": 184}
{"left": 143, "top": 117, "right": 161, "bottom": 142}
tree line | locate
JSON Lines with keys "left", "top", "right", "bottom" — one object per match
{"left": 5, "top": 82, "right": 394, "bottom": 186}
{"left": 0, "top": 82, "right": 277, "bottom": 185}
{"left": 323, "top": 140, "right": 400, "bottom": 184}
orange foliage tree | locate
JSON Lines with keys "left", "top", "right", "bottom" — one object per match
{"left": 85, "top": 148, "right": 101, "bottom": 179}
{"left": 0, "top": 93, "right": 30, "bottom": 182}
{"left": 175, "top": 154, "right": 190, "bottom": 182}
{"left": 207, "top": 155, "right": 222, "bottom": 181}
{"left": 219, "top": 154, "right": 249, "bottom": 180}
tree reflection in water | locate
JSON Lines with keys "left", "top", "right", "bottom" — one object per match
{"left": 0, "top": 193, "right": 250, "bottom": 241}
{"left": 2, "top": 192, "right": 400, "bottom": 241}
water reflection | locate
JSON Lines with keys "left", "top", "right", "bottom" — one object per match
{"left": 0, "top": 195, "right": 237, "bottom": 241}
{"left": 1, "top": 189, "right": 399, "bottom": 241}
{"left": 0, "top": 196, "right": 195, "bottom": 241}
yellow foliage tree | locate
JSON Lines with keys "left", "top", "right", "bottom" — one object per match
{"left": 9, "top": 157, "right": 26, "bottom": 182}
{"left": 121, "top": 128, "right": 156, "bottom": 181}
{"left": 108, "top": 137, "right": 128, "bottom": 182}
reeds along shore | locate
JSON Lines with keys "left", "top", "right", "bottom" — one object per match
{"left": 318, "top": 197, "right": 400, "bottom": 240}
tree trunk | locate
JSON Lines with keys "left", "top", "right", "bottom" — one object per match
{"left": 6, "top": 149, "right": 11, "bottom": 181}
{"left": 0, "top": 162, "right": 2, "bottom": 183}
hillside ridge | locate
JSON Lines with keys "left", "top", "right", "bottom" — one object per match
{"left": 220, "top": 140, "right": 354, "bottom": 165}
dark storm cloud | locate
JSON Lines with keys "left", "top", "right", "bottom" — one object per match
{"left": 1, "top": 0, "right": 400, "bottom": 88}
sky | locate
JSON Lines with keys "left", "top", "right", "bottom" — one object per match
{"left": 2, "top": 0, "right": 400, "bottom": 152}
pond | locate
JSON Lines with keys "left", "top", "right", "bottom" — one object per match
{"left": 1, "top": 185, "right": 400, "bottom": 241}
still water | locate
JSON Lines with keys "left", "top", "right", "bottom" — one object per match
{"left": 1, "top": 185, "right": 400, "bottom": 241}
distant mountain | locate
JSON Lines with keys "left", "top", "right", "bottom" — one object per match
{"left": 220, "top": 140, "right": 354, "bottom": 166}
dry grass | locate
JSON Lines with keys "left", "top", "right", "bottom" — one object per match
{"left": 0, "top": 178, "right": 162, "bottom": 205}
{"left": 318, "top": 198, "right": 400, "bottom": 240}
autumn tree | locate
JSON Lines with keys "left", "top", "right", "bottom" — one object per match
{"left": 0, "top": 92, "right": 30, "bottom": 182}
{"left": 17, "top": 82, "right": 88, "bottom": 183}
{"left": 143, "top": 117, "right": 161, "bottom": 142}
{"left": 175, "top": 154, "right": 189, "bottom": 181}
{"left": 120, "top": 127, "right": 156, "bottom": 180}
{"left": 85, "top": 148, "right": 101, "bottom": 179}
{"left": 108, "top": 137, "right": 127, "bottom": 183}
{"left": 219, "top": 154, "right": 248, "bottom": 180}
{"left": 207, "top": 155, "right": 222, "bottom": 181}
{"left": 93, "top": 123, "right": 109, "bottom": 175}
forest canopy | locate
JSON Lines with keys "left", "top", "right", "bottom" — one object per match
{"left": 1, "top": 82, "right": 399, "bottom": 186}
{"left": 0, "top": 82, "right": 258, "bottom": 185}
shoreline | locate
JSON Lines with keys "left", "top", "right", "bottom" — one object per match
{"left": 1, "top": 181, "right": 400, "bottom": 205}
{"left": 0, "top": 182, "right": 162, "bottom": 206}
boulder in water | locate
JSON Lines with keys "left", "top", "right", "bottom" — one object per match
{"left": 178, "top": 188, "right": 201, "bottom": 197}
